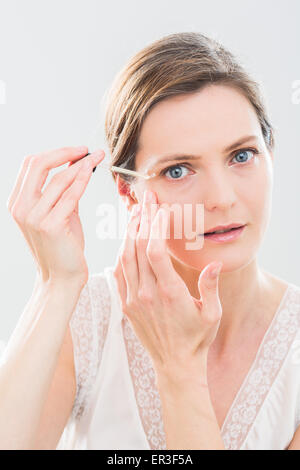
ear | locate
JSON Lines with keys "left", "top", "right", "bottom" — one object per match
{"left": 269, "top": 149, "right": 274, "bottom": 165}
{"left": 116, "top": 174, "right": 138, "bottom": 211}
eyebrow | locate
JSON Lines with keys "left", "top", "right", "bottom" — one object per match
{"left": 153, "top": 135, "right": 260, "bottom": 165}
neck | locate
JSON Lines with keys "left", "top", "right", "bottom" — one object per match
{"left": 170, "top": 256, "right": 273, "bottom": 355}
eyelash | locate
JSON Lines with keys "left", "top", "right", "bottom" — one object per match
{"left": 160, "top": 147, "right": 260, "bottom": 179}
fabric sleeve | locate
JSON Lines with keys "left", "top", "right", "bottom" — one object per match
{"left": 69, "top": 272, "right": 111, "bottom": 421}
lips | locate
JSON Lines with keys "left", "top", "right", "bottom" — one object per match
{"left": 203, "top": 223, "right": 245, "bottom": 235}
{"left": 203, "top": 225, "right": 246, "bottom": 243}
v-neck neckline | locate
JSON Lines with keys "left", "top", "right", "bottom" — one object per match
{"left": 220, "top": 284, "right": 291, "bottom": 429}
{"left": 220, "top": 283, "right": 294, "bottom": 448}
{"left": 118, "top": 274, "right": 296, "bottom": 450}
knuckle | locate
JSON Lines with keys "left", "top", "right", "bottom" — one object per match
{"left": 146, "top": 245, "right": 163, "bottom": 261}
{"left": 203, "top": 307, "right": 222, "bottom": 325}
{"left": 38, "top": 221, "right": 55, "bottom": 235}
{"left": 120, "top": 250, "right": 131, "bottom": 265}
{"left": 11, "top": 206, "right": 24, "bottom": 223}
{"left": 121, "top": 303, "right": 130, "bottom": 317}
{"left": 126, "top": 293, "right": 138, "bottom": 311}
{"left": 29, "top": 155, "right": 41, "bottom": 169}
{"left": 137, "top": 287, "right": 153, "bottom": 304}
{"left": 24, "top": 213, "right": 38, "bottom": 229}
{"left": 23, "top": 154, "right": 34, "bottom": 166}
{"left": 160, "top": 284, "right": 177, "bottom": 301}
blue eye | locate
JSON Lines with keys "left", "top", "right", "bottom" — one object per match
{"left": 232, "top": 148, "right": 258, "bottom": 164}
{"left": 160, "top": 147, "right": 259, "bottom": 181}
{"left": 162, "top": 164, "right": 191, "bottom": 180}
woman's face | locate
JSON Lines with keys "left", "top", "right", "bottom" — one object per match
{"left": 128, "top": 84, "right": 274, "bottom": 273}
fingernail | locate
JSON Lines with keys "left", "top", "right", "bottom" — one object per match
{"left": 83, "top": 152, "right": 95, "bottom": 172}
{"left": 210, "top": 262, "right": 222, "bottom": 279}
{"left": 82, "top": 152, "right": 96, "bottom": 172}
{"left": 91, "top": 150, "right": 104, "bottom": 172}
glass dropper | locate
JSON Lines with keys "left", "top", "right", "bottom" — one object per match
{"left": 99, "top": 161, "right": 156, "bottom": 180}
{"left": 83, "top": 152, "right": 157, "bottom": 180}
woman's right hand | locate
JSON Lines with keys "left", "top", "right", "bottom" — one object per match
{"left": 7, "top": 146, "right": 105, "bottom": 286}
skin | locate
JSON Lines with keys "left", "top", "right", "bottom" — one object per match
{"left": 6, "top": 87, "right": 299, "bottom": 449}
{"left": 117, "top": 84, "right": 289, "bottom": 361}
{"left": 114, "top": 85, "right": 295, "bottom": 443}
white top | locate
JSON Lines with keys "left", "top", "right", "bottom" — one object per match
{"left": 1, "top": 268, "right": 299, "bottom": 449}
{"left": 53, "top": 266, "right": 300, "bottom": 450}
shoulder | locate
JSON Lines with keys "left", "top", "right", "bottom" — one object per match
{"left": 261, "top": 274, "right": 300, "bottom": 368}
{"left": 276, "top": 280, "right": 300, "bottom": 335}
{"left": 264, "top": 270, "right": 300, "bottom": 319}
{"left": 284, "top": 281, "right": 300, "bottom": 321}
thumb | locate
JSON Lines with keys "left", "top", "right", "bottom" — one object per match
{"left": 198, "top": 261, "right": 223, "bottom": 312}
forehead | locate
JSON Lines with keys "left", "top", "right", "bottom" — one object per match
{"left": 135, "top": 84, "right": 261, "bottom": 168}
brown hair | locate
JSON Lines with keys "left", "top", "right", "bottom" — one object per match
{"left": 103, "top": 31, "right": 275, "bottom": 184}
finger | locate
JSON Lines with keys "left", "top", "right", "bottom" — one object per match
{"left": 120, "top": 203, "right": 142, "bottom": 302}
{"left": 147, "top": 206, "right": 181, "bottom": 287}
{"left": 68, "top": 152, "right": 97, "bottom": 173}
{"left": 13, "top": 146, "right": 91, "bottom": 213}
{"left": 113, "top": 256, "right": 128, "bottom": 314}
{"left": 6, "top": 154, "right": 40, "bottom": 265}
{"left": 41, "top": 152, "right": 103, "bottom": 227}
{"left": 197, "top": 262, "right": 223, "bottom": 320}
{"left": 136, "top": 190, "right": 158, "bottom": 290}
{"left": 7, "top": 155, "right": 37, "bottom": 264}
{"left": 27, "top": 151, "right": 104, "bottom": 223}
{"left": 7, "top": 154, "right": 33, "bottom": 211}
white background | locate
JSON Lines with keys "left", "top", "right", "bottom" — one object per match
{"left": 0, "top": 0, "right": 299, "bottom": 343}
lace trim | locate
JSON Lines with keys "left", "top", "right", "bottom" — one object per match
{"left": 293, "top": 336, "right": 300, "bottom": 429}
{"left": 123, "top": 317, "right": 167, "bottom": 450}
{"left": 221, "top": 284, "right": 300, "bottom": 449}
{"left": 70, "top": 273, "right": 111, "bottom": 420}
{"left": 123, "top": 283, "right": 300, "bottom": 450}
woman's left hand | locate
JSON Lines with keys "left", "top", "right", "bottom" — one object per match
{"left": 113, "top": 189, "right": 223, "bottom": 380}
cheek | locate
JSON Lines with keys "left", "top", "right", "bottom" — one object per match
{"left": 165, "top": 165, "right": 273, "bottom": 267}
{"left": 167, "top": 203, "right": 204, "bottom": 242}
{"left": 246, "top": 161, "right": 273, "bottom": 227}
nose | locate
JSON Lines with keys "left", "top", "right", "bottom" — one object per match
{"left": 202, "top": 167, "right": 237, "bottom": 212}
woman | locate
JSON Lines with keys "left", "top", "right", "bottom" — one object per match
{"left": 1, "top": 32, "right": 300, "bottom": 450}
